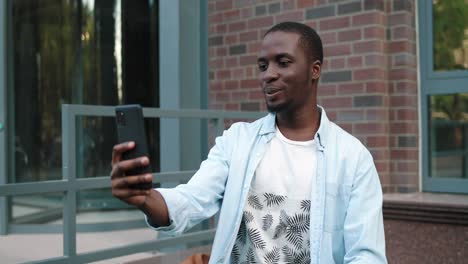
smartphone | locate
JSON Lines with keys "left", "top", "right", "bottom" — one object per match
{"left": 115, "top": 104, "right": 152, "bottom": 188}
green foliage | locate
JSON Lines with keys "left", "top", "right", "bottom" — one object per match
{"left": 433, "top": 0, "right": 468, "bottom": 71}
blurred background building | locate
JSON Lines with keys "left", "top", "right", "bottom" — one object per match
{"left": 0, "top": 0, "right": 467, "bottom": 263}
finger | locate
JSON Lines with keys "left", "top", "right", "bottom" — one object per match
{"left": 112, "top": 188, "right": 150, "bottom": 199}
{"left": 111, "top": 141, "right": 135, "bottom": 165}
{"left": 113, "top": 174, "right": 152, "bottom": 189}
{"left": 111, "top": 157, "right": 149, "bottom": 179}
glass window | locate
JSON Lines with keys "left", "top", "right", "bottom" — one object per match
{"left": 433, "top": 0, "right": 468, "bottom": 71}
{"left": 10, "top": 0, "right": 159, "bottom": 184}
{"left": 429, "top": 93, "right": 468, "bottom": 179}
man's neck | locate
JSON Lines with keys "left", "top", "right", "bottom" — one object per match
{"left": 276, "top": 105, "right": 321, "bottom": 141}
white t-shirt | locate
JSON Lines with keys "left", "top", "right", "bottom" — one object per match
{"left": 231, "top": 126, "right": 317, "bottom": 263}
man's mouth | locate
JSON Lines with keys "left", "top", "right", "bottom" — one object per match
{"left": 264, "top": 87, "right": 283, "bottom": 96}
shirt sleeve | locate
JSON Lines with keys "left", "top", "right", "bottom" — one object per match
{"left": 144, "top": 126, "right": 233, "bottom": 236}
{"left": 343, "top": 148, "right": 388, "bottom": 264}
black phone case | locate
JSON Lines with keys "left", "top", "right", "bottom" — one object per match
{"left": 115, "top": 105, "right": 152, "bottom": 178}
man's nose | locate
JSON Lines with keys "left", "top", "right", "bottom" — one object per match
{"left": 262, "top": 65, "right": 279, "bottom": 82}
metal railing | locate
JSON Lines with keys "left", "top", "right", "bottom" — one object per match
{"left": 0, "top": 104, "right": 264, "bottom": 263}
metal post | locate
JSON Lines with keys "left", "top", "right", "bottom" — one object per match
{"left": 0, "top": 0, "right": 8, "bottom": 235}
{"left": 62, "top": 105, "right": 77, "bottom": 260}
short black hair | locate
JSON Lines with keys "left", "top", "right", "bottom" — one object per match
{"left": 264, "top": 21, "right": 323, "bottom": 63}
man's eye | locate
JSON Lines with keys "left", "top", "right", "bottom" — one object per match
{"left": 278, "top": 60, "right": 290, "bottom": 67}
{"left": 258, "top": 63, "right": 268, "bottom": 71}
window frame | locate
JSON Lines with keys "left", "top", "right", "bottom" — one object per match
{"left": 419, "top": 0, "right": 468, "bottom": 193}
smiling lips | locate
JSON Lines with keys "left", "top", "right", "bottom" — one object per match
{"left": 264, "top": 87, "right": 283, "bottom": 96}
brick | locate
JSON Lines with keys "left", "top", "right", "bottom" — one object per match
{"left": 226, "top": 57, "right": 239, "bottom": 68}
{"left": 367, "top": 136, "right": 389, "bottom": 147}
{"left": 338, "top": 29, "right": 361, "bottom": 42}
{"left": 240, "top": 31, "right": 258, "bottom": 42}
{"left": 232, "top": 91, "right": 248, "bottom": 101}
{"left": 336, "top": 110, "right": 365, "bottom": 122}
{"left": 364, "top": 0, "right": 385, "bottom": 11}
{"left": 398, "top": 136, "right": 417, "bottom": 148}
{"left": 397, "top": 161, "right": 418, "bottom": 173}
{"left": 321, "top": 70, "right": 352, "bottom": 83}
{"left": 241, "top": 102, "right": 260, "bottom": 111}
{"left": 215, "top": 0, "right": 232, "bottom": 11}
{"left": 239, "top": 55, "right": 256, "bottom": 66}
{"left": 369, "top": 149, "right": 389, "bottom": 160}
{"left": 241, "top": 79, "right": 259, "bottom": 89}
{"left": 209, "top": 13, "right": 223, "bottom": 24}
{"left": 228, "top": 21, "right": 246, "bottom": 32}
{"left": 352, "top": 13, "right": 385, "bottom": 26}
{"left": 321, "top": 32, "right": 337, "bottom": 44}
{"left": 389, "top": 40, "right": 412, "bottom": 53}
{"left": 366, "top": 109, "right": 388, "bottom": 121}
{"left": 390, "top": 123, "right": 418, "bottom": 134}
{"left": 249, "top": 91, "right": 264, "bottom": 100}
{"left": 216, "top": 70, "right": 231, "bottom": 80}
{"left": 338, "top": 1, "right": 362, "bottom": 15}
{"left": 209, "top": 58, "right": 224, "bottom": 68}
{"left": 324, "top": 44, "right": 351, "bottom": 57}
{"left": 225, "top": 103, "right": 240, "bottom": 110}
{"left": 306, "top": 5, "right": 335, "bottom": 19}
{"left": 364, "top": 26, "right": 385, "bottom": 39}
{"left": 330, "top": 58, "right": 345, "bottom": 69}
{"left": 216, "top": 47, "right": 227, "bottom": 56}
{"left": 229, "top": 44, "right": 246, "bottom": 55}
{"left": 225, "top": 34, "right": 239, "bottom": 45}
{"left": 365, "top": 54, "right": 386, "bottom": 67}
{"left": 224, "top": 9, "right": 240, "bottom": 21}
{"left": 390, "top": 150, "right": 418, "bottom": 160}
{"left": 298, "top": 0, "right": 315, "bottom": 8}
{"left": 255, "top": 5, "right": 267, "bottom": 16}
{"left": 247, "top": 16, "right": 274, "bottom": 29}
{"left": 347, "top": 56, "right": 363, "bottom": 68}
{"left": 366, "top": 81, "right": 387, "bottom": 93}
{"left": 275, "top": 11, "right": 304, "bottom": 23}
{"left": 393, "top": 53, "right": 415, "bottom": 67}
{"left": 216, "top": 92, "right": 230, "bottom": 102}
{"left": 353, "top": 40, "right": 384, "bottom": 54}
{"left": 241, "top": 7, "right": 253, "bottom": 19}
{"left": 338, "top": 83, "right": 364, "bottom": 94}
{"left": 248, "top": 42, "right": 261, "bottom": 53}
{"left": 283, "top": 0, "right": 295, "bottom": 10}
{"left": 209, "top": 36, "right": 223, "bottom": 46}
{"left": 354, "top": 123, "right": 387, "bottom": 134}
{"left": 388, "top": 13, "right": 413, "bottom": 26}
{"left": 231, "top": 68, "right": 243, "bottom": 79}
{"left": 269, "top": 3, "right": 281, "bottom": 14}
{"left": 235, "top": 0, "right": 255, "bottom": 8}
{"left": 393, "top": 0, "right": 413, "bottom": 12}
{"left": 321, "top": 97, "right": 353, "bottom": 108}
{"left": 354, "top": 68, "right": 386, "bottom": 81}
{"left": 389, "top": 69, "right": 416, "bottom": 81}
{"left": 395, "top": 82, "right": 417, "bottom": 94}
{"left": 225, "top": 80, "right": 239, "bottom": 90}
{"left": 392, "top": 26, "right": 413, "bottom": 40}
{"left": 209, "top": 71, "right": 214, "bottom": 80}
{"left": 210, "top": 81, "right": 223, "bottom": 91}
{"left": 354, "top": 95, "right": 383, "bottom": 107}
{"left": 319, "top": 17, "right": 349, "bottom": 31}
{"left": 317, "top": 84, "right": 337, "bottom": 96}
{"left": 216, "top": 24, "right": 227, "bottom": 34}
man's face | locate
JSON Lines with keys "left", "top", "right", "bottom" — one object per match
{"left": 257, "top": 31, "right": 318, "bottom": 113}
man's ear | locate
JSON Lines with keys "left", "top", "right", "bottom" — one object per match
{"left": 311, "top": 60, "right": 321, "bottom": 80}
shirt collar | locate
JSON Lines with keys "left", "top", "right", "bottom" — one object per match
{"left": 259, "top": 105, "right": 330, "bottom": 150}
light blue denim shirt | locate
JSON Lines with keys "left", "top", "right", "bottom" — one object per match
{"left": 149, "top": 107, "right": 387, "bottom": 264}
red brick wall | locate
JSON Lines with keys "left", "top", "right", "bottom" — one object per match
{"left": 208, "top": 0, "right": 418, "bottom": 193}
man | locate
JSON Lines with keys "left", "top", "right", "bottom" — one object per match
{"left": 111, "top": 22, "right": 387, "bottom": 263}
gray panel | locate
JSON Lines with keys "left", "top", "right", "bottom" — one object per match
{"left": 0, "top": 0, "right": 7, "bottom": 235}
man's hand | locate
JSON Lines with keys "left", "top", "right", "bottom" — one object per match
{"left": 111, "top": 141, "right": 153, "bottom": 207}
